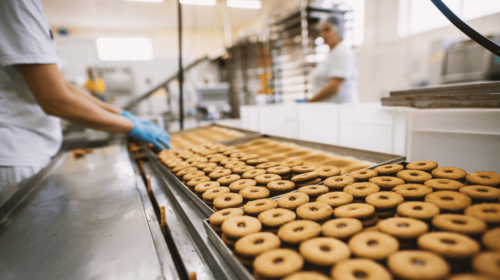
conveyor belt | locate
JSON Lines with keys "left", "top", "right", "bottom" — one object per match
{"left": 0, "top": 144, "right": 173, "bottom": 280}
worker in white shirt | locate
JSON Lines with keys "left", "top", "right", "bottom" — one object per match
{"left": 0, "top": 0, "right": 170, "bottom": 205}
{"left": 308, "top": 15, "right": 360, "bottom": 103}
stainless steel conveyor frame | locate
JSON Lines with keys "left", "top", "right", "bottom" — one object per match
{"left": 0, "top": 144, "right": 178, "bottom": 280}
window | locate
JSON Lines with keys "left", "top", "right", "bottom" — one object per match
{"left": 96, "top": 38, "right": 154, "bottom": 61}
{"left": 398, "top": 0, "right": 500, "bottom": 37}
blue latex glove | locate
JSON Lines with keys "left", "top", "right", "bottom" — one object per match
{"left": 120, "top": 111, "right": 171, "bottom": 150}
{"left": 295, "top": 99, "right": 308, "bottom": 103}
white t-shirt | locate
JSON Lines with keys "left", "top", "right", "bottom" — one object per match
{"left": 0, "top": 0, "right": 62, "bottom": 167}
{"left": 309, "top": 41, "right": 359, "bottom": 103}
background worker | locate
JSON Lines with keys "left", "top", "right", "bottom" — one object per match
{"left": 84, "top": 67, "right": 107, "bottom": 102}
{"left": 308, "top": 15, "right": 360, "bottom": 103}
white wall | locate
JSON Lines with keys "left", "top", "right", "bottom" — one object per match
{"left": 357, "top": 0, "right": 500, "bottom": 102}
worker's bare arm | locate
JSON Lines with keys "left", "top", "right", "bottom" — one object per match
{"left": 14, "top": 64, "right": 133, "bottom": 133}
{"left": 308, "top": 77, "right": 343, "bottom": 102}
{"left": 66, "top": 81, "right": 122, "bottom": 114}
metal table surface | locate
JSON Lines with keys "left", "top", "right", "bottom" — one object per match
{"left": 0, "top": 145, "right": 167, "bottom": 280}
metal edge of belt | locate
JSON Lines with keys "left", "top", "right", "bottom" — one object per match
{"left": 145, "top": 146, "right": 215, "bottom": 217}
{"left": 143, "top": 164, "right": 217, "bottom": 280}
{"left": 202, "top": 220, "right": 254, "bottom": 280}
{"left": 127, "top": 150, "right": 180, "bottom": 280}
{"left": 0, "top": 151, "right": 68, "bottom": 223}
{"left": 142, "top": 150, "right": 242, "bottom": 280}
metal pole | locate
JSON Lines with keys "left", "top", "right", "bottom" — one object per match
{"left": 178, "top": 0, "right": 184, "bottom": 130}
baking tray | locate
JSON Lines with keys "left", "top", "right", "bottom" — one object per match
{"left": 222, "top": 134, "right": 406, "bottom": 166}
{"left": 146, "top": 132, "right": 406, "bottom": 216}
{"left": 169, "top": 123, "right": 262, "bottom": 146}
{"left": 203, "top": 161, "right": 411, "bottom": 280}
{"left": 203, "top": 219, "right": 254, "bottom": 280}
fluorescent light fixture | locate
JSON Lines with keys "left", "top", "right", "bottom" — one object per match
{"left": 124, "top": 0, "right": 164, "bottom": 2}
{"left": 96, "top": 38, "right": 153, "bottom": 61}
{"left": 180, "top": 0, "right": 216, "bottom": 6}
{"left": 227, "top": 0, "right": 261, "bottom": 9}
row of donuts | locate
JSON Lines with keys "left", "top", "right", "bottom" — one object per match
{"left": 205, "top": 161, "right": 500, "bottom": 280}
{"left": 157, "top": 142, "right": 349, "bottom": 210}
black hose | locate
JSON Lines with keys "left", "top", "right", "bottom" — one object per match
{"left": 431, "top": 0, "right": 500, "bottom": 56}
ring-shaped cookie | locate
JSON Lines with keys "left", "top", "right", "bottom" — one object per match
{"left": 397, "top": 170, "right": 433, "bottom": 184}
{"left": 424, "top": 178, "right": 464, "bottom": 191}
{"left": 221, "top": 216, "right": 262, "bottom": 239}
{"left": 459, "top": 185, "right": 500, "bottom": 201}
{"left": 472, "top": 252, "right": 500, "bottom": 279}
{"left": 291, "top": 165, "right": 317, "bottom": 174}
{"left": 217, "top": 174, "right": 241, "bottom": 186}
{"left": 317, "top": 192, "right": 353, "bottom": 208}
{"left": 241, "top": 169, "right": 266, "bottom": 179}
{"left": 194, "top": 181, "right": 220, "bottom": 194}
{"left": 256, "top": 162, "right": 279, "bottom": 169}
{"left": 232, "top": 165, "right": 255, "bottom": 175}
{"left": 387, "top": 250, "right": 449, "bottom": 280}
{"left": 393, "top": 184, "right": 433, "bottom": 199}
{"left": 299, "top": 237, "right": 350, "bottom": 266}
{"left": 209, "top": 207, "right": 244, "bottom": 226}
{"left": 267, "top": 180, "right": 295, "bottom": 192}
{"left": 373, "top": 164, "right": 404, "bottom": 175}
{"left": 258, "top": 208, "right": 296, "bottom": 228}
{"left": 234, "top": 232, "right": 281, "bottom": 258}
{"left": 343, "top": 182, "right": 380, "bottom": 198}
{"left": 277, "top": 192, "right": 310, "bottom": 210}
{"left": 331, "top": 258, "right": 392, "bottom": 280}
{"left": 253, "top": 249, "right": 303, "bottom": 279}
{"left": 378, "top": 217, "right": 429, "bottom": 239}
{"left": 243, "top": 198, "right": 278, "bottom": 215}
{"left": 432, "top": 166, "right": 467, "bottom": 181}
{"left": 366, "top": 191, "right": 404, "bottom": 209}
{"left": 324, "top": 176, "right": 355, "bottom": 189}
{"left": 349, "top": 170, "right": 378, "bottom": 181}
{"left": 296, "top": 202, "right": 333, "bottom": 221}
{"left": 482, "top": 228, "right": 500, "bottom": 251}
{"left": 297, "top": 185, "right": 328, "bottom": 197}
{"left": 425, "top": 191, "right": 472, "bottom": 212}
{"left": 397, "top": 201, "right": 440, "bottom": 220}
{"left": 333, "top": 203, "right": 375, "bottom": 219}
{"left": 229, "top": 179, "right": 257, "bottom": 192}
{"left": 202, "top": 187, "right": 230, "bottom": 201}
{"left": 464, "top": 203, "right": 500, "bottom": 223}
{"left": 348, "top": 232, "right": 399, "bottom": 260}
{"left": 418, "top": 232, "right": 480, "bottom": 258}
{"left": 239, "top": 186, "right": 270, "bottom": 200}
{"left": 213, "top": 193, "right": 243, "bottom": 210}
{"left": 432, "top": 214, "right": 487, "bottom": 235}
{"left": 315, "top": 166, "right": 341, "bottom": 178}
{"left": 208, "top": 169, "right": 232, "bottom": 180}
{"left": 406, "top": 160, "right": 438, "bottom": 172}
{"left": 277, "top": 220, "right": 321, "bottom": 244}
{"left": 254, "top": 174, "right": 282, "bottom": 185}
{"left": 466, "top": 171, "right": 500, "bottom": 186}
{"left": 322, "top": 218, "right": 362, "bottom": 239}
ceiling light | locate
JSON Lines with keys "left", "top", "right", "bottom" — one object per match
{"left": 226, "top": 0, "right": 261, "bottom": 9}
{"left": 180, "top": 0, "right": 216, "bottom": 6}
{"left": 124, "top": 0, "right": 164, "bottom": 3}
